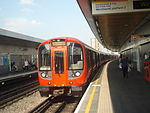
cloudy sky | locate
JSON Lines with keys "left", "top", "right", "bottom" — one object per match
{"left": 0, "top": 0, "right": 95, "bottom": 46}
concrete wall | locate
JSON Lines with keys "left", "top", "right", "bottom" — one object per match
{"left": 0, "top": 44, "right": 36, "bottom": 55}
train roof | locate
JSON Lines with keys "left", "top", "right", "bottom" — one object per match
{"left": 82, "top": 42, "right": 108, "bottom": 55}
{"left": 40, "top": 37, "right": 110, "bottom": 55}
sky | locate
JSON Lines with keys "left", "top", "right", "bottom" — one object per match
{"left": 0, "top": 0, "right": 95, "bottom": 46}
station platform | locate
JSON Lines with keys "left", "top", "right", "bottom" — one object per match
{"left": 74, "top": 60, "right": 150, "bottom": 113}
{"left": 0, "top": 70, "right": 37, "bottom": 82}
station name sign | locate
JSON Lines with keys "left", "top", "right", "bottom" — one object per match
{"left": 92, "top": 0, "right": 150, "bottom": 15}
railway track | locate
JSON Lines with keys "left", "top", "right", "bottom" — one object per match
{"left": 29, "top": 95, "right": 80, "bottom": 113}
{"left": 0, "top": 80, "right": 39, "bottom": 108}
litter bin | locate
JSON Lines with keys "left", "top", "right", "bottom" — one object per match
{"left": 144, "top": 61, "right": 150, "bottom": 82}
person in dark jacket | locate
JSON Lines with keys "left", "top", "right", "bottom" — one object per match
{"left": 121, "top": 56, "right": 129, "bottom": 78}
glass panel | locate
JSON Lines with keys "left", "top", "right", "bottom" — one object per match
{"left": 132, "top": 51, "right": 137, "bottom": 62}
{"left": 39, "top": 43, "right": 51, "bottom": 70}
{"left": 68, "top": 42, "right": 83, "bottom": 70}
{"left": 55, "top": 51, "right": 64, "bottom": 74}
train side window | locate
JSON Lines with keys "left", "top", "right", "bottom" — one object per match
{"left": 96, "top": 53, "right": 98, "bottom": 63}
{"left": 68, "top": 42, "right": 83, "bottom": 70}
{"left": 86, "top": 49, "right": 91, "bottom": 68}
{"left": 90, "top": 50, "right": 93, "bottom": 67}
{"left": 88, "top": 50, "right": 91, "bottom": 67}
{"left": 38, "top": 43, "right": 51, "bottom": 70}
{"left": 98, "top": 53, "right": 100, "bottom": 62}
{"left": 93, "top": 52, "right": 96, "bottom": 65}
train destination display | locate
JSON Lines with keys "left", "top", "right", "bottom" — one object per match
{"left": 52, "top": 39, "right": 66, "bottom": 46}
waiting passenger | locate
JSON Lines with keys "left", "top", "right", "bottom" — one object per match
{"left": 121, "top": 56, "right": 129, "bottom": 79}
{"left": 144, "top": 52, "right": 149, "bottom": 61}
{"left": 11, "top": 62, "right": 18, "bottom": 71}
{"left": 24, "top": 59, "right": 29, "bottom": 70}
{"left": 118, "top": 55, "right": 122, "bottom": 69}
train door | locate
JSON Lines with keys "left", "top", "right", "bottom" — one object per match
{"left": 51, "top": 47, "right": 68, "bottom": 86}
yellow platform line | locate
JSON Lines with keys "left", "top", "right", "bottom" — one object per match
{"left": 85, "top": 78, "right": 99, "bottom": 113}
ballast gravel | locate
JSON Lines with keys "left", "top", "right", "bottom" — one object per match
{"left": 0, "top": 91, "right": 47, "bottom": 113}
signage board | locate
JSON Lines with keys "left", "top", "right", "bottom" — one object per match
{"left": 0, "top": 56, "right": 3, "bottom": 65}
{"left": 92, "top": 0, "right": 150, "bottom": 15}
{"left": 3, "top": 56, "right": 9, "bottom": 65}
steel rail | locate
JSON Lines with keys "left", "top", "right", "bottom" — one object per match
{"left": 54, "top": 101, "right": 66, "bottom": 113}
{"left": 0, "top": 81, "right": 38, "bottom": 108}
{"left": 29, "top": 96, "right": 55, "bottom": 113}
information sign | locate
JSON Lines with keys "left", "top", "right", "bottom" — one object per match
{"left": 0, "top": 56, "right": 3, "bottom": 65}
{"left": 92, "top": 0, "right": 150, "bottom": 15}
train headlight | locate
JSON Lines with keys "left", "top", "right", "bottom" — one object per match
{"left": 68, "top": 70, "right": 82, "bottom": 79}
{"left": 75, "top": 72, "right": 81, "bottom": 77}
{"left": 40, "top": 71, "right": 52, "bottom": 79}
{"left": 41, "top": 72, "right": 46, "bottom": 77}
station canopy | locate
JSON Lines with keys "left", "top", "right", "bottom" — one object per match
{"left": 77, "top": 0, "right": 150, "bottom": 51}
{"left": 0, "top": 28, "right": 44, "bottom": 48}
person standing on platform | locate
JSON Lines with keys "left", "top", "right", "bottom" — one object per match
{"left": 118, "top": 55, "right": 122, "bottom": 70}
{"left": 24, "top": 59, "right": 29, "bottom": 70}
{"left": 11, "top": 62, "right": 18, "bottom": 71}
{"left": 121, "top": 56, "right": 129, "bottom": 79}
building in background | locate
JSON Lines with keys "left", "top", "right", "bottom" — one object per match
{"left": 90, "top": 37, "right": 118, "bottom": 56}
{"left": 91, "top": 38, "right": 102, "bottom": 51}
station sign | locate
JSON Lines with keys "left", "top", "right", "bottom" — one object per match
{"left": 0, "top": 56, "right": 3, "bottom": 65}
{"left": 0, "top": 56, "right": 9, "bottom": 65}
{"left": 92, "top": 0, "right": 150, "bottom": 15}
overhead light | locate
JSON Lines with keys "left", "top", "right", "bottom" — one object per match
{"left": 124, "top": 24, "right": 129, "bottom": 27}
{"left": 96, "top": 21, "right": 99, "bottom": 27}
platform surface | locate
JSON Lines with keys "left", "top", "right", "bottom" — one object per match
{"left": 0, "top": 70, "right": 37, "bottom": 82}
{"left": 75, "top": 60, "right": 150, "bottom": 113}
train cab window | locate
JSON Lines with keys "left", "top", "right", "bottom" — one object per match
{"left": 55, "top": 51, "right": 64, "bottom": 74}
{"left": 38, "top": 43, "right": 51, "bottom": 70}
{"left": 68, "top": 42, "right": 83, "bottom": 70}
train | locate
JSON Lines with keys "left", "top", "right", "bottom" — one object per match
{"left": 37, "top": 37, "right": 111, "bottom": 97}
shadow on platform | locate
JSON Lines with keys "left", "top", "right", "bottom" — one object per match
{"left": 108, "top": 60, "right": 150, "bottom": 113}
